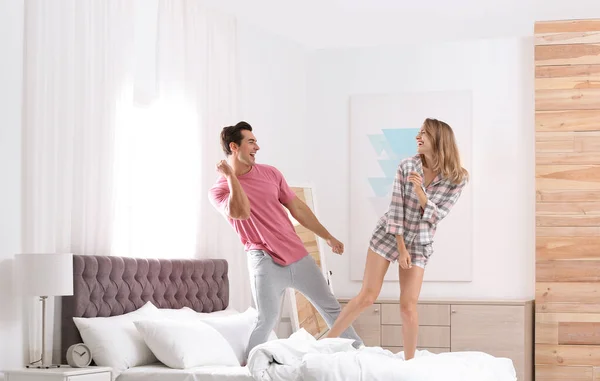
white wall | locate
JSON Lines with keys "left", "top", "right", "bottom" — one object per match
{"left": 235, "top": 18, "right": 536, "bottom": 313}
{"left": 235, "top": 18, "right": 536, "bottom": 303}
{"left": 236, "top": 20, "right": 310, "bottom": 183}
{"left": 307, "top": 38, "right": 536, "bottom": 301}
{"left": 201, "top": 0, "right": 600, "bottom": 49}
{"left": 0, "top": 0, "right": 25, "bottom": 376}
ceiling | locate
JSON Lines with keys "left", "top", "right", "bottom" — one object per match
{"left": 201, "top": 0, "right": 600, "bottom": 49}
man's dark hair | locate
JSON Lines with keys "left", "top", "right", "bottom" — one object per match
{"left": 220, "top": 121, "right": 252, "bottom": 156}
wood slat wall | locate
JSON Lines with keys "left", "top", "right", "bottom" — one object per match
{"left": 535, "top": 19, "right": 600, "bottom": 381}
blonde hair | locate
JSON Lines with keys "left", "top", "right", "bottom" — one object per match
{"left": 420, "top": 118, "right": 469, "bottom": 185}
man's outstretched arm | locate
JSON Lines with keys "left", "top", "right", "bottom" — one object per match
{"left": 284, "top": 197, "right": 344, "bottom": 254}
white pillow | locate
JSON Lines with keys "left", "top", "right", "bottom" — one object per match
{"left": 184, "top": 306, "right": 241, "bottom": 319}
{"left": 73, "top": 301, "right": 160, "bottom": 375}
{"left": 133, "top": 319, "right": 239, "bottom": 369}
{"left": 193, "top": 306, "right": 277, "bottom": 341}
{"left": 155, "top": 307, "right": 199, "bottom": 320}
{"left": 147, "top": 306, "right": 240, "bottom": 322}
{"left": 201, "top": 307, "right": 277, "bottom": 365}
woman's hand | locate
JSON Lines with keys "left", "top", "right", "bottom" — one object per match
{"left": 408, "top": 171, "right": 428, "bottom": 209}
{"left": 408, "top": 172, "right": 423, "bottom": 188}
{"left": 399, "top": 248, "right": 412, "bottom": 269}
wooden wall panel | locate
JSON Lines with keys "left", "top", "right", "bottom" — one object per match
{"left": 537, "top": 226, "right": 600, "bottom": 237}
{"left": 559, "top": 322, "right": 600, "bottom": 345}
{"left": 535, "top": 110, "right": 600, "bottom": 132}
{"left": 535, "top": 44, "right": 600, "bottom": 66}
{"left": 537, "top": 190, "right": 600, "bottom": 202}
{"left": 536, "top": 152, "right": 600, "bottom": 165}
{"left": 537, "top": 215, "right": 600, "bottom": 227}
{"left": 536, "top": 165, "right": 600, "bottom": 190}
{"left": 536, "top": 236, "right": 600, "bottom": 260}
{"left": 537, "top": 302, "right": 600, "bottom": 314}
{"left": 535, "top": 32, "right": 600, "bottom": 46}
{"left": 534, "top": 131, "right": 600, "bottom": 154}
{"left": 535, "top": 365, "right": 593, "bottom": 381}
{"left": 535, "top": 65, "right": 600, "bottom": 90}
{"left": 535, "top": 18, "right": 600, "bottom": 381}
{"left": 536, "top": 89, "right": 600, "bottom": 111}
{"left": 533, "top": 313, "right": 600, "bottom": 345}
{"left": 536, "top": 202, "right": 600, "bottom": 214}
{"left": 537, "top": 260, "right": 600, "bottom": 282}
{"left": 536, "top": 344, "right": 600, "bottom": 366}
{"left": 535, "top": 20, "right": 600, "bottom": 34}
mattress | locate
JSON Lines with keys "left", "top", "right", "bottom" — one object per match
{"left": 117, "top": 364, "right": 253, "bottom": 381}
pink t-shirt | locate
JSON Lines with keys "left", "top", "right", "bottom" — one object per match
{"left": 208, "top": 164, "right": 307, "bottom": 266}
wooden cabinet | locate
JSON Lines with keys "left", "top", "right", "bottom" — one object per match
{"left": 339, "top": 298, "right": 533, "bottom": 381}
{"left": 379, "top": 301, "right": 452, "bottom": 354}
{"left": 340, "top": 302, "right": 381, "bottom": 346}
{"left": 381, "top": 325, "right": 450, "bottom": 348}
{"left": 451, "top": 304, "right": 532, "bottom": 381}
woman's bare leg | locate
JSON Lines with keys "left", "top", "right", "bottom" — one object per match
{"left": 325, "top": 249, "right": 389, "bottom": 340}
{"left": 398, "top": 264, "right": 425, "bottom": 360}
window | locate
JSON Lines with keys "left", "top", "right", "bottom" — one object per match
{"left": 111, "top": 97, "right": 200, "bottom": 258}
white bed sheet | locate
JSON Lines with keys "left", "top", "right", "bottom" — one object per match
{"left": 117, "top": 364, "right": 252, "bottom": 381}
{"left": 247, "top": 330, "right": 518, "bottom": 381}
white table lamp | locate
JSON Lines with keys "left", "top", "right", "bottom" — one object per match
{"left": 15, "top": 253, "right": 74, "bottom": 368}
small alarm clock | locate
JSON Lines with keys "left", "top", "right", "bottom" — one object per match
{"left": 66, "top": 343, "right": 92, "bottom": 368}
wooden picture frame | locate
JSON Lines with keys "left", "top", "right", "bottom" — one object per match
{"left": 285, "top": 186, "right": 332, "bottom": 338}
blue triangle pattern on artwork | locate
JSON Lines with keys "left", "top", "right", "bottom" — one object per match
{"left": 367, "top": 134, "right": 386, "bottom": 155}
{"left": 381, "top": 139, "right": 396, "bottom": 160}
{"left": 368, "top": 133, "right": 397, "bottom": 159}
{"left": 382, "top": 128, "right": 419, "bottom": 159}
{"left": 377, "top": 160, "right": 397, "bottom": 178}
{"left": 367, "top": 128, "right": 419, "bottom": 198}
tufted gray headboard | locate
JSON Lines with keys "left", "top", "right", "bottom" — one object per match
{"left": 60, "top": 255, "right": 229, "bottom": 364}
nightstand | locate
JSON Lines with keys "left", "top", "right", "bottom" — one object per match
{"left": 4, "top": 367, "right": 111, "bottom": 381}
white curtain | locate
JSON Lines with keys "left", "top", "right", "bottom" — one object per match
{"left": 22, "top": 0, "right": 251, "bottom": 365}
{"left": 111, "top": 1, "right": 252, "bottom": 309}
{"left": 158, "top": 0, "right": 251, "bottom": 311}
{"left": 22, "top": 0, "right": 134, "bottom": 365}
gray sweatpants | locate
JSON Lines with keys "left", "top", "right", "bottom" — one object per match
{"left": 245, "top": 250, "right": 363, "bottom": 359}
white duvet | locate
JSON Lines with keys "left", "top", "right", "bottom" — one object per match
{"left": 247, "top": 329, "right": 517, "bottom": 381}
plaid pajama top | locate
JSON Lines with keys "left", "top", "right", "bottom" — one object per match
{"left": 370, "top": 154, "right": 467, "bottom": 258}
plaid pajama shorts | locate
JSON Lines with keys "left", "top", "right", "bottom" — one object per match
{"left": 369, "top": 223, "right": 433, "bottom": 269}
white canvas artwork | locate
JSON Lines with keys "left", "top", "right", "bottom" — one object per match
{"left": 349, "top": 91, "right": 473, "bottom": 282}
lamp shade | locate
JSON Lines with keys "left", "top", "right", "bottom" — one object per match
{"left": 15, "top": 253, "right": 74, "bottom": 296}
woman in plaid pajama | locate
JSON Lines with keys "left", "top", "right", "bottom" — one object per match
{"left": 325, "top": 118, "right": 468, "bottom": 360}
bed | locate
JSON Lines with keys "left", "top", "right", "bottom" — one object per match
{"left": 60, "top": 255, "right": 518, "bottom": 381}
{"left": 60, "top": 254, "right": 254, "bottom": 381}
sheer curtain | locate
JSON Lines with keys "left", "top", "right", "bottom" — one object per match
{"left": 22, "top": 0, "right": 134, "bottom": 364}
{"left": 22, "top": 0, "right": 251, "bottom": 365}
{"left": 111, "top": 0, "right": 252, "bottom": 309}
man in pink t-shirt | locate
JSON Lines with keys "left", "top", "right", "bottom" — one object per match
{"left": 209, "top": 121, "right": 363, "bottom": 360}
